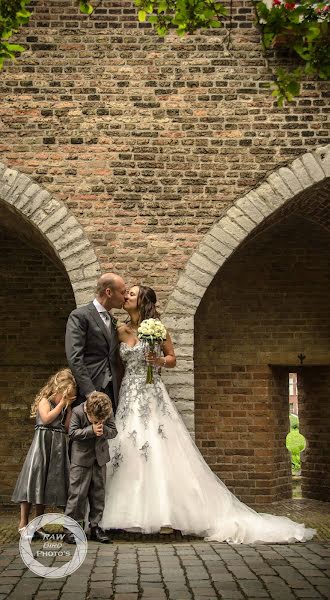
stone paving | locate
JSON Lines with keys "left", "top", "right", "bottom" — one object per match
{"left": 0, "top": 499, "right": 329, "bottom": 600}
{"left": 0, "top": 539, "right": 329, "bottom": 600}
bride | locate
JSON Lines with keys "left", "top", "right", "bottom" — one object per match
{"left": 101, "top": 284, "right": 315, "bottom": 544}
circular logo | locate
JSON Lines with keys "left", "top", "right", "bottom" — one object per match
{"left": 19, "top": 513, "right": 87, "bottom": 578}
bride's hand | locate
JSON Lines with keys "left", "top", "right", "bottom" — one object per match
{"left": 145, "top": 352, "right": 165, "bottom": 367}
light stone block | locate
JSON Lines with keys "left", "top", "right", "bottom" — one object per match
{"left": 162, "top": 315, "right": 194, "bottom": 331}
{"left": 184, "top": 263, "right": 214, "bottom": 289}
{"left": 83, "top": 262, "right": 101, "bottom": 279}
{"left": 278, "top": 167, "right": 304, "bottom": 195}
{"left": 314, "top": 145, "right": 330, "bottom": 176}
{"left": 31, "top": 208, "right": 47, "bottom": 226}
{"left": 52, "top": 228, "right": 84, "bottom": 250}
{"left": 176, "top": 274, "right": 205, "bottom": 300}
{"left": 39, "top": 206, "right": 68, "bottom": 233}
{"left": 198, "top": 242, "right": 224, "bottom": 266}
{"left": 3, "top": 168, "right": 19, "bottom": 188}
{"left": 24, "top": 182, "right": 41, "bottom": 199}
{"left": 75, "top": 289, "right": 93, "bottom": 307}
{"left": 302, "top": 152, "right": 326, "bottom": 182}
{"left": 59, "top": 238, "right": 90, "bottom": 260}
{"left": 163, "top": 372, "right": 194, "bottom": 386}
{"left": 205, "top": 233, "right": 231, "bottom": 257}
{"left": 265, "top": 173, "right": 292, "bottom": 201}
{"left": 0, "top": 161, "right": 7, "bottom": 177}
{"left": 290, "top": 158, "right": 314, "bottom": 188}
{"left": 227, "top": 206, "right": 257, "bottom": 233}
{"left": 235, "top": 195, "right": 265, "bottom": 223}
{"left": 246, "top": 191, "right": 273, "bottom": 217}
{"left": 6, "top": 174, "right": 31, "bottom": 202}
{"left": 167, "top": 385, "right": 194, "bottom": 400}
{"left": 165, "top": 292, "right": 197, "bottom": 314}
{"left": 210, "top": 224, "right": 238, "bottom": 249}
{"left": 218, "top": 216, "right": 246, "bottom": 242}
{"left": 72, "top": 277, "right": 98, "bottom": 292}
{"left": 170, "top": 331, "right": 194, "bottom": 346}
{"left": 21, "top": 194, "right": 46, "bottom": 217}
{"left": 64, "top": 248, "right": 96, "bottom": 271}
{"left": 190, "top": 252, "right": 219, "bottom": 274}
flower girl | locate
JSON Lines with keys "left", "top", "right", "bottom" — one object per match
{"left": 11, "top": 368, "right": 76, "bottom": 536}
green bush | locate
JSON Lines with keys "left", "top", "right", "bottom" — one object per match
{"left": 289, "top": 414, "right": 299, "bottom": 430}
{"left": 286, "top": 429, "right": 306, "bottom": 473}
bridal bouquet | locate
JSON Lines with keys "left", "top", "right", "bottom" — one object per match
{"left": 137, "top": 318, "right": 167, "bottom": 384}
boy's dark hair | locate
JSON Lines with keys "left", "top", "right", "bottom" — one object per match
{"left": 86, "top": 391, "right": 113, "bottom": 420}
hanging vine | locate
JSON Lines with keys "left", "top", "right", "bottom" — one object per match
{"left": 1, "top": 0, "right": 329, "bottom": 104}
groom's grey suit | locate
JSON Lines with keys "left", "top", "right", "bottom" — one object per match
{"left": 65, "top": 302, "right": 123, "bottom": 413}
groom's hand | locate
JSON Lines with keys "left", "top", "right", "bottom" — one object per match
{"left": 93, "top": 422, "right": 104, "bottom": 436}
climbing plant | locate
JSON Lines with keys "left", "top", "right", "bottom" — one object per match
{"left": 1, "top": 0, "right": 329, "bottom": 104}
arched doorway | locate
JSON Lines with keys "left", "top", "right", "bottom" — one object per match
{"left": 0, "top": 164, "right": 101, "bottom": 502}
{"left": 163, "top": 146, "right": 330, "bottom": 505}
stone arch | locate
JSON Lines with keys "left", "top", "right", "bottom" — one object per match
{"left": 163, "top": 145, "right": 330, "bottom": 433}
{"left": 0, "top": 162, "right": 101, "bottom": 306}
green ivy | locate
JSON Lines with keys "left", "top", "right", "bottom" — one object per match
{"left": 253, "top": 0, "right": 330, "bottom": 105}
{"left": 0, "top": 0, "right": 30, "bottom": 69}
{"left": 135, "top": 0, "right": 228, "bottom": 36}
{"left": 0, "top": 0, "right": 329, "bottom": 105}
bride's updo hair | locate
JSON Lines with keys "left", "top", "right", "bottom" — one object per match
{"left": 136, "top": 285, "right": 160, "bottom": 322}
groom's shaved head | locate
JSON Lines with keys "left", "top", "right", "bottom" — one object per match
{"left": 96, "top": 273, "right": 124, "bottom": 296}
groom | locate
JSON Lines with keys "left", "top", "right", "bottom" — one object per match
{"left": 65, "top": 272, "right": 127, "bottom": 414}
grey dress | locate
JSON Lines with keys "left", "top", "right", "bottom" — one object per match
{"left": 11, "top": 400, "right": 70, "bottom": 506}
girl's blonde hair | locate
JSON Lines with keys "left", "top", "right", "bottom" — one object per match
{"left": 30, "top": 368, "right": 77, "bottom": 417}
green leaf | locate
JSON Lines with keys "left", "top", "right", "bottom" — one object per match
{"left": 306, "top": 25, "right": 321, "bottom": 42}
{"left": 138, "top": 10, "right": 147, "bottom": 21}
{"left": 210, "top": 20, "right": 221, "bottom": 28}
{"left": 79, "top": 1, "right": 94, "bottom": 15}
{"left": 5, "top": 43, "right": 25, "bottom": 53}
{"left": 2, "top": 30, "right": 13, "bottom": 40}
{"left": 287, "top": 80, "right": 300, "bottom": 96}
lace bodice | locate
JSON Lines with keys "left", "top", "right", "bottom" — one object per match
{"left": 119, "top": 341, "right": 161, "bottom": 381}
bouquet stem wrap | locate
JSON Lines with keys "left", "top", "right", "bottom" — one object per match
{"left": 146, "top": 341, "right": 155, "bottom": 385}
{"left": 137, "top": 319, "right": 167, "bottom": 385}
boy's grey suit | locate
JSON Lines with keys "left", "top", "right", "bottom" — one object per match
{"left": 65, "top": 403, "right": 118, "bottom": 528}
{"left": 65, "top": 301, "right": 123, "bottom": 413}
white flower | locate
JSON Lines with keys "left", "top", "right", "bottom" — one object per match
{"left": 137, "top": 318, "right": 167, "bottom": 340}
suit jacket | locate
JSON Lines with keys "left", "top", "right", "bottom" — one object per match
{"left": 69, "top": 403, "right": 118, "bottom": 467}
{"left": 65, "top": 301, "right": 123, "bottom": 411}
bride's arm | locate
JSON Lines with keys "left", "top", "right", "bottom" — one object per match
{"left": 161, "top": 333, "right": 176, "bottom": 368}
{"left": 147, "top": 333, "right": 176, "bottom": 369}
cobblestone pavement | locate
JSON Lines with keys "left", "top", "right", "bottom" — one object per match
{"left": 0, "top": 540, "right": 329, "bottom": 600}
{"left": 0, "top": 499, "right": 329, "bottom": 600}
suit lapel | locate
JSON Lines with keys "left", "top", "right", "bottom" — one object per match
{"left": 109, "top": 318, "right": 118, "bottom": 357}
{"left": 88, "top": 303, "right": 112, "bottom": 347}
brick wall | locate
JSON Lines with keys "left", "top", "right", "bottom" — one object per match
{"left": 0, "top": 0, "right": 329, "bottom": 506}
{"left": 0, "top": 0, "right": 329, "bottom": 301}
{"left": 0, "top": 228, "right": 75, "bottom": 502}
{"left": 195, "top": 215, "right": 330, "bottom": 504}
{"left": 298, "top": 367, "right": 330, "bottom": 502}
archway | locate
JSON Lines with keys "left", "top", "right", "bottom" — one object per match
{"left": 0, "top": 164, "right": 101, "bottom": 502}
{"left": 0, "top": 162, "right": 100, "bottom": 306}
{"left": 163, "top": 146, "right": 330, "bottom": 505}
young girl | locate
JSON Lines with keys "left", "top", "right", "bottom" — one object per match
{"left": 11, "top": 368, "right": 76, "bottom": 535}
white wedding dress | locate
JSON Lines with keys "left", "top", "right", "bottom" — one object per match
{"left": 101, "top": 342, "right": 315, "bottom": 543}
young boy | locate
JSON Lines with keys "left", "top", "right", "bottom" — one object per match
{"left": 65, "top": 391, "right": 117, "bottom": 543}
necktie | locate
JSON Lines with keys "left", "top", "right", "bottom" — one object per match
{"left": 102, "top": 311, "right": 111, "bottom": 329}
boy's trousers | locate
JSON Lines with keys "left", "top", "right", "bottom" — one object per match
{"left": 65, "top": 460, "right": 106, "bottom": 527}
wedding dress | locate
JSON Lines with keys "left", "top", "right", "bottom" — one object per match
{"left": 101, "top": 342, "right": 315, "bottom": 543}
